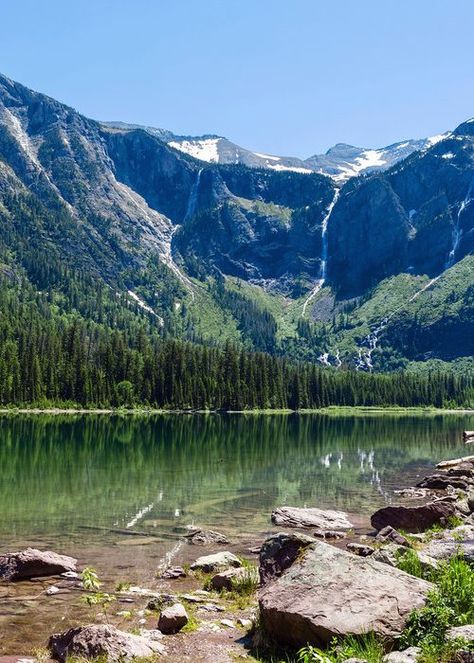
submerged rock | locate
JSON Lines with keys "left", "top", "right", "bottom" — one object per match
{"left": 185, "top": 529, "right": 229, "bottom": 545}
{"left": 48, "top": 624, "right": 164, "bottom": 661}
{"left": 0, "top": 548, "right": 77, "bottom": 581}
{"left": 259, "top": 532, "right": 315, "bottom": 584}
{"left": 258, "top": 539, "right": 432, "bottom": 647}
{"left": 271, "top": 506, "right": 353, "bottom": 532}
{"left": 158, "top": 603, "right": 188, "bottom": 634}
{"left": 371, "top": 501, "right": 455, "bottom": 533}
{"left": 190, "top": 551, "right": 242, "bottom": 573}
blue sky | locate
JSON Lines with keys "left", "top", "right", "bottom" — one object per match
{"left": 2, "top": 0, "right": 474, "bottom": 157}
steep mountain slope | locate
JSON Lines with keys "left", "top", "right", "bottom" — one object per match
{"left": 1, "top": 72, "right": 474, "bottom": 373}
{"left": 327, "top": 128, "right": 474, "bottom": 296}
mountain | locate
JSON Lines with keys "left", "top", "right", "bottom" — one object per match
{"left": 105, "top": 121, "right": 447, "bottom": 182}
{"left": 1, "top": 71, "right": 474, "bottom": 374}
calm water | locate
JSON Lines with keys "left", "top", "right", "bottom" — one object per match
{"left": 0, "top": 412, "right": 472, "bottom": 651}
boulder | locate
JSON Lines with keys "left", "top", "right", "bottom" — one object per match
{"left": 372, "top": 543, "right": 408, "bottom": 567}
{"left": 259, "top": 532, "right": 315, "bottom": 584}
{"left": 48, "top": 624, "right": 164, "bottom": 661}
{"left": 370, "top": 501, "right": 455, "bottom": 533}
{"left": 455, "top": 499, "right": 471, "bottom": 516}
{"left": 258, "top": 539, "right": 432, "bottom": 647}
{"left": 271, "top": 506, "right": 353, "bottom": 533}
{"left": 346, "top": 542, "right": 374, "bottom": 557}
{"left": 447, "top": 624, "right": 474, "bottom": 643}
{"left": 382, "top": 647, "right": 421, "bottom": 662}
{"left": 416, "top": 474, "right": 470, "bottom": 491}
{"left": 0, "top": 548, "right": 77, "bottom": 581}
{"left": 376, "top": 526, "right": 411, "bottom": 547}
{"left": 209, "top": 567, "right": 249, "bottom": 591}
{"left": 158, "top": 603, "right": 188, "bottom": 634}
{"left": 190, "top": 551, "right": 242, "bottom": 573}
{"left": 372, "top": 543, "right": 437, "bottom": 574}
{"left": 447, "top": 464, "right": 474, "bottom": 478}
{"left": 422, "top": 534, "right": 474, "bottom": 563}
{"left": 185, "top": 529, "right": 229, "bottom": 545}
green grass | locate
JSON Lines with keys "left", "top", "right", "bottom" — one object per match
{"left": 396, "top": 548, "right": 426, "bottom": 579}
{"left": 401, "top": 554, "right": 474, "bottom": 660}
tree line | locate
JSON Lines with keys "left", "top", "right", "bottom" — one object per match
{"left": 0, "top": 279, "right": 472, "bottom": 409}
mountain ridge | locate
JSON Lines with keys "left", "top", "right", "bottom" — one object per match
{"left": 104, "top": 119, "right": 450, "bottom": 182}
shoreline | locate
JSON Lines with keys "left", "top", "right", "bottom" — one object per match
{"left": 0, "top": 405, "right": 473, "bottom": 416}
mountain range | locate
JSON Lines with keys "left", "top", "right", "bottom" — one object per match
{"left": 0, "top": 71, "right": 473, "bottom": 372}
{"left": 104, "top": 120, "right": 448, "bottom": 182}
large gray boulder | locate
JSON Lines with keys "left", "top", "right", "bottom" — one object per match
{"left": 371, "top": 501, "right": 455, "bottom": 533}
{"left": 48, "top": 624, "right": 164, "bottom": 661}
{"left": 0, "top": 548, "right": 77, "bottom": 581}
{"left": 271, "top": 506, "right": 353, "bottom": 532}
{"left": 258, "top": 539, "right": 432, "bottom": 647}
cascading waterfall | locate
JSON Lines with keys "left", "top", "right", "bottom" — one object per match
{"left": 185, "top": 167, "right": 203, "bottom": 221}
{"left": 445, "top": 187, "right": 472, "bottom": 269}
{"left": 302, "top": 188, "right": 340, "bottom": 317}
{"left": 355, "top": 275, "right": 442, "bottom": 370}
{"left": 356, "top": 185, "right": 474, "bottom": 370}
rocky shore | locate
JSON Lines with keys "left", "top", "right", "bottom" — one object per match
{"left": 3, "top": 450, "right": 474, "bottom": 662}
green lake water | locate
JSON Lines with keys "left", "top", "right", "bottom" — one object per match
{"left": 0, "top": 412, "right": 472, "bottom": 651}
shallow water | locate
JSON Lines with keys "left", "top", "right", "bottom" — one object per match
{"left": 0, "top": 412, "right": 472, "bottom": 651}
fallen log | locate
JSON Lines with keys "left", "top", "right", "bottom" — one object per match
{"left": 437, "top": 455, "right": 474, "bottom": 469}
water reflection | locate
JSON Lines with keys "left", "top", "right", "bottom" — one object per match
{"left": 0, "top": 413, "right": 470, "bottom": 545}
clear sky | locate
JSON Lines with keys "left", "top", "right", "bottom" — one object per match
{"left": 2, "top": 0, "right": 474, "bottom": 157}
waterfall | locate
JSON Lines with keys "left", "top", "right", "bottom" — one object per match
{"left": 445, "top": 189, "right": 472, "bottom": 270}
{"left": 302, "top": 188, "right": 340, "bottom": 316}
{"left": 185, "top": 168, "right": 203, "bottom": 221}
{"left": 355, "top": 276, "right": 441, "bottom": 371}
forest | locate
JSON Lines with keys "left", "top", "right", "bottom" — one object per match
{"left": 0, "top": 273, "right": 472, "bottom": 410}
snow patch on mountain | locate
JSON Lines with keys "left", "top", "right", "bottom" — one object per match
{"left": 266, "top": 163, "right": 313, "bottom": 174}
{"left": 426, "top": 132, "right": 451, "bottom": 147}
{"left": 169, "top": 138, "right": 220, "bottom": 163}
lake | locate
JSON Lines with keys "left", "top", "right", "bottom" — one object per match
{"left": 0, "top": 412, "right": 471, "bottom": 652}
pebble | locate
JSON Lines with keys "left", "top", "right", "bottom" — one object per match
{"left": 220, "top": 619, "right": 235, "bottom": 628}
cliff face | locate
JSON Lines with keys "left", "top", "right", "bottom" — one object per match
{"left": 327, "top": 132, "right": 474, "bottom": 296}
